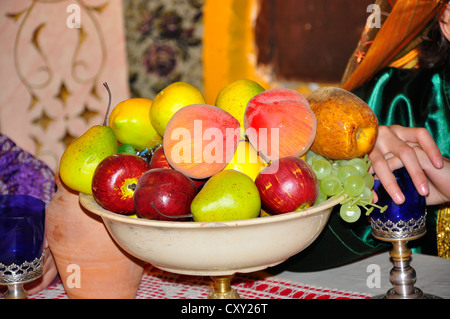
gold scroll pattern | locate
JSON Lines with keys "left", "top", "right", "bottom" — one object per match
{"left": 437, "top": 205, "right": 450, "bottom": 259}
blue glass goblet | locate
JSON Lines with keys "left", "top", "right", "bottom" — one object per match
{"left": 0, "top": 194, "right": 45, "bottom": 299}
{"left": 370, "top": 167, "right": 440, "bottom": 299}
{"left": 371, "top": 167, "right": 427, "bottom": 241}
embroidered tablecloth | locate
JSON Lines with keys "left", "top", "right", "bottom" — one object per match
{"left": 27, "top": 266, "right": 371, "bottom": 299}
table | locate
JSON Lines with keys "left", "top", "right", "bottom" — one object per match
{"left": 25, "top": 267, "right": 370, "bottom": 299}
{"left": 275, "top": 251, "right": 450, "bottom": 298}
{"left": 20, "top": 251, "right": 450, "bottom": 299}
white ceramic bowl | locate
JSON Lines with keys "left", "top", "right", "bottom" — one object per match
{"left": 79, "top": 193, "right": 343, "bottom": 276}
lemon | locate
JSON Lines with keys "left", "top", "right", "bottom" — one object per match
{"left": 215, "top": 79, "right": 265, "bottom": 138}
{"left": 109, "top": 98, "right": 162, "bottom": 151}
{"left": 224, "top": 140, "right": 267, "bottom": 181}
{"left": 150, "top": 82, "right": 206, "bottom": 136}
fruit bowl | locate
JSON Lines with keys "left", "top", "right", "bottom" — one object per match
{"left": 79, "top": 193, "right": 344, "bottom": 298}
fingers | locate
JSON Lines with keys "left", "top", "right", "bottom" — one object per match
{"left": 369, "top": 146, "right": 405, "bottom": 204}
{"left": 389, "top": 125, "right": 444, "bottom": 169}
{"left": 24, "top": 248, "right": 58, "bottom": 295}
{"left": 368, "top": 126, "right": 431, "bottom": 204}
{"left": 384, "top": 127, "right": 442, "bottom": 197}
{"left": 392, "top": 141, "right": 430, "bottom": 197}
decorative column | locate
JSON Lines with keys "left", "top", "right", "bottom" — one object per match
{"left": 0, "top": 0, "right": 130, "bottom": 172}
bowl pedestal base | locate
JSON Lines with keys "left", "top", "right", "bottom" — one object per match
{"left": 208, "top": 275, "right": 240, "bottom": 299}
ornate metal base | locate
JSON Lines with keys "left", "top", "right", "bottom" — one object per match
{"left": 208, "top": 275, "right": 240, "bottom": 299}
{"left": 372, "top": 288, "right": 442, "bottom": 299}
{"left": 0, "top": 253, "right": 44, "bottom": 299}
{"left": 371, "top": 235, "right": 442, "bottom": 299}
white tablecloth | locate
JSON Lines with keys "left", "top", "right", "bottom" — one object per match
{"left": 273, "top": 251, "right": 450, "bottom": 298}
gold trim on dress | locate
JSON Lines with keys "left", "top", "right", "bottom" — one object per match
{"left": 437, "top": 205, "right": 450, "bottom": 259}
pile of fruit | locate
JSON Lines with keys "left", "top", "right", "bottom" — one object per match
{"left": 59, "top": 80, "right": 385, "bottom": 223}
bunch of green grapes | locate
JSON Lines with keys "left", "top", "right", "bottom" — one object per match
{"left": 306, "top": 151, "right": 387, "bottom": 223}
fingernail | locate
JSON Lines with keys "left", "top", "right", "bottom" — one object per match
{"left": 436, "top": 157, "right": 444, "bottom": 169}
{"left": 394, "top": 193, "right": 405, "bottom": 204}
{"left": 372, "top": 191, "right": 378, "bottom": 203}
{"left": 419, "top": 183, "right": 429, "bottom": 196}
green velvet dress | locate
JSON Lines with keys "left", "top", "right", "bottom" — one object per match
{"left": 269, "top": 65, "right": 450, "bottom": 273}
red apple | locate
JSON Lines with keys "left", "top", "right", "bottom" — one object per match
{"left": 244, "top": 88, "right": 316, "bottom": 161}
{"left": 149, "top": 145, "right": 172, "bottom": 169}
{"left": 150, "top": 145, "right": 208, "bottom": 190}
{"left": 134, "top": 168, "right": 197, "bottom": 221}
{"left": 255, "top": 156, "right": 318, "bottom": 215}
{"left": 92, "top": 154, "right": 151, "bottom": 214}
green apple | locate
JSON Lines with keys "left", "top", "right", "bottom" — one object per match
{"left": 190, "top": 170, "right": 261, "bottom": 222}
{"left": 215, "top": 79, "right": 265, "bottom": 138}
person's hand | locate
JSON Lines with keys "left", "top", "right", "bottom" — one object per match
{"left": 368, "top": 125, "right": 445, "bottom": 205}
{"left": 24, "top": 236, "right": 58, "bottom": 295}
{"left": 380, "top": 145, "right": 450, "bottom": 205}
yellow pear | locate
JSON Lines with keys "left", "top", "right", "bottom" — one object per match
{"left": 59, "top": 126, "right": 117, "bottom": 194}
{"left": 223, "top": 140, "right": 267, "bottom": 181}
{"left": 215, "top": 79, "right": 265, "bottom": 138}
{"left": 59, "top": 83, "right": 118, "bottom": 194}
{"left": 308, "top": 87, "right": 378, "bottom": 159}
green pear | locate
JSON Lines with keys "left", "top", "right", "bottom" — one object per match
{"left": 59, "top": 83, "right": 118, "bottom": 194}
{"left": 191, "top": 170, "right": 261, "bottom": 222}
{"left": 59, "top": 125, "right": 117, "bottom": 194}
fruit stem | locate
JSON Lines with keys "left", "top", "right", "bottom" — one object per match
{"left": 350, "top": 196, "right": 361, "bottom": 206}
{"left": 363, "top": 154, "right": 372, "bottom": 169}
{"left": 334, "top": 189, "right": 346, "bottom": 199}
{"left": 369, "top": 202, "right": 388, "bottom": 213}
{"left": 102, "top": 82, "right": 112, "bottom": 126}
{"left": 257, "top": 151, "right": 271, "bottom": 165}
{"left": 150, "top": 202, "right": 193, "bottom": 219}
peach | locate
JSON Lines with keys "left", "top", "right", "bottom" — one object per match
{"left": 244, "top": 88, "right": 316, "bottom": 161}
{"left": 163, "top": 104, "right": 240, "bottom": 179}
{"left": 307, "top": 87, "right": 378, "bottom": 159}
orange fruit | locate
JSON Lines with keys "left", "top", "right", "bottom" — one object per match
{"left": 307, "top": 87, "right": 378, "bottom": 160}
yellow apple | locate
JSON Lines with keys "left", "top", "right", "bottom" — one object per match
{"left": 215, "top": 79, "right": 265, "bottom": 138}
{"left": 150, "top": 82, "right": 206, "bottom": 136}
{"left": 109, "top": 98, "right": 162, "bottom": 151}
{"left": 224, "top": 140, "right": 267, "bottom": 181}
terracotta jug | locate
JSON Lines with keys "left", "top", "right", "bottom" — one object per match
{"left": 46, "top": 174, "right": 144, "bottom": 299}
